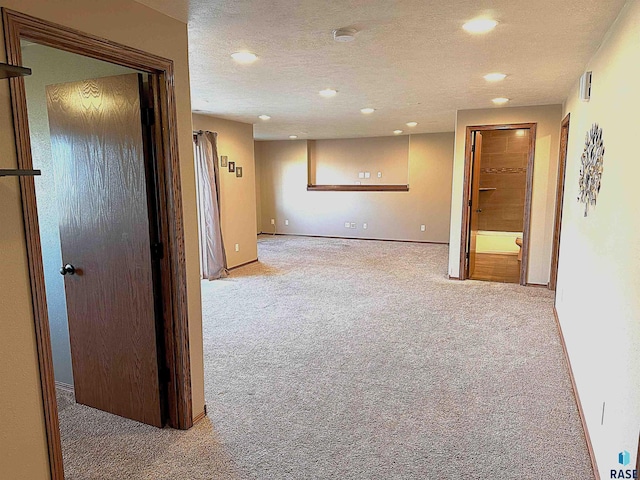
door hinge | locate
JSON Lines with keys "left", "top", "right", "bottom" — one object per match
{"left": 142, "top": 107, "right": 155, "bottom": 126}
{"left": 151, "top": 242, "right": 164, "bottom": 259}
{"left": 466, "top": 251, "right": 470, "bottom": 259}
{"left": 471, "top": 144, "right": 475, "bottom": 153}
{"left": 468, "top": 199, "right": 472, "bottom": 207}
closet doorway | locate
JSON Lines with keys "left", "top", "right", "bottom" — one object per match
{"left": 460, "top": 124, "right": 536, "bottom": 285}
{"left": 4, "top": 9, "right": 194, "bottom": 478}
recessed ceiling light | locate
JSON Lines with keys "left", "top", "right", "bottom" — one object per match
{"left": 319, "top": 88, "right": 338, "bottom": 98}
{"left": 258, "top": 114, "right": 271, "bottom": 120}
{"left": 393, "top": 130, "right": 404, "bottom": 135}
{"left": 406, "top": 122, "right": 418, "bottom": 127}
{"left": 361, "top": 107, "right": 375, "bottom": 114}
{"left": 333, "top": 28, "right": 358, "bottom": 42}
{"left": 492, "top": 97, "right": 510, "bottom": 105}
{"left": 289, "top": 135, "right": 298, "bottom": 139}
{"left": 484, "top": 72, "right": 507, "bottom": 82}
{"left": 463, "top": 18, "right": 498, "bottom": 34}
{"left": 231, "top": 51, "right": 258, "bottom": 64}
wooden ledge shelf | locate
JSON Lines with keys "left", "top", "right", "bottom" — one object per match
{"left": 307, "top": 184, "right": 409, "bottom": 192}
{"left": 0, "top": 63, "right": 32, "bottom": 79}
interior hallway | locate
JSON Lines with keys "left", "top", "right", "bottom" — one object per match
{"left": 58, "top": 235, "right": 592, "bottom": 479}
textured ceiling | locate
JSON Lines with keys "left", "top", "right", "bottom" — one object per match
{"left": 136, "top": 0, "right": 626, "bottom": 140}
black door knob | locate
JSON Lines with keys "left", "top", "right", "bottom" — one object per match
{"left": 60, "top": 264, "right": 76, "bottom": 276}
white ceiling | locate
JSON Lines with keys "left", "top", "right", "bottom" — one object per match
{"left": 136, "top": 0, "right": 626, "bottom": 140}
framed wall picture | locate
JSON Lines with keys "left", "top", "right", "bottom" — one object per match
{"left": 220, "top": 155, "right": 228, "bottom": 167}
{"left": 236, "top": 166, "right": 243, "bottom": 178}
{"left": 228, "top": 161, "right": 235, "bottom": 173}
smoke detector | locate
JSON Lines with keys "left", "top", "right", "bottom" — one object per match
{"left": 333, "top": 28, "right": 358, "bottom": 42}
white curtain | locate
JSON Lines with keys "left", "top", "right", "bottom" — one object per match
{"left": 194, "top": 131, "right": 228, "bottom": 280}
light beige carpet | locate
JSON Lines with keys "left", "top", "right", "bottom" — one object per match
{"left": 58, "top": 235, "right": 594, "bottom": 479}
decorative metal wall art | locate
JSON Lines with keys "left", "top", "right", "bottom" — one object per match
{"left": 578, "top": 123, "right": 605, "bottom": 217}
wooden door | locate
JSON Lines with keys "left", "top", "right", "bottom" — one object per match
{"left": 46, "top": 73, "right": 163, "bottom": 427}
{"left": 468, "top": 131, "right": 483, "bottom": 277}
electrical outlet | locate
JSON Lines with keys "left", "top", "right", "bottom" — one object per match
{"left": 350, "top": 222, "right": 356, "bottom": 229}
{"left": 345, "top": 222, "right": 351, "bottom": 228}
{"left": 235, "top": 243, "right": 239, "bottom": 252}
{"left": 377, "top": 172, "right": 382, "bottom": 178}
{"left": 364, "top": 172, "right": 370, "bottom": 179}
{"left": 363, "top": 223, "right": 368, "bottom": 229}
{"left": 358, "top": 172, "right": 365, "bottom": 179}
{"left": 270, "top": 218, "right": 275, "bottom": 225}
{"left": 420, "top": 225, "right": 426, "bottom": 232}
{"left": 285, "top": 219, "right": 289, "bottom": 226}
{"left": 355, "top": 181, "right": 361, "bottom": 185}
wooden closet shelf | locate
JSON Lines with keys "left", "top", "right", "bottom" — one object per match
{"left": 0, "top": 63, "right": 32, "bottom": 79}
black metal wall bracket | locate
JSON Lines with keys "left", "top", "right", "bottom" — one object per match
{"left": 0, "top": 169, "right": 41, "bottom": 177}
{"left": 0, "top": 62, "right": 31, "bottom": 79}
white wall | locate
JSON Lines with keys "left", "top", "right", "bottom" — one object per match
{"left": 256, "top": 133, "right": 454, "bottom": 243}
{"left": 556, "top": 0, "right": 640, "bottom": 475}
{"left": 448, "top": 105, "right": 563, "bottom": 284}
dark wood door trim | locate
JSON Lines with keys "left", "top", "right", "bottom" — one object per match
{"left": 550, "top": 114, "right": 571, "bottom": 291}
{"left": 3, "top": 9, "right": 193, "bottom": 479}
{"left": 459, "top": 123, "right": 537, "bottom": 285}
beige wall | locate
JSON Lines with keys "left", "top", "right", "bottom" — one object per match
{"left": 256, "top": 133, "right": 454, "bottom": 243}
{"left": 0, "top": 2, "right": 204, "bottom": 478}
{"left": 557, "top": 0, "right": 640, "bottom": 475}
{"left": 311, "top": 136, "right": 410, "bottom": 185}
{"left": 448, "top": 105, "right": 563, "bottom": 284}
{"left": 192, "top": 114, "right": 258, "bottom": 268}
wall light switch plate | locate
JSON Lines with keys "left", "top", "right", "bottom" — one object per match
{"left": 235, "top": 243, "right": 239, "bottom": 252}
{"left": 420, "top": 225, "right": 426, "bottom": 232}
{"left": 271, "top": 218, "right": 275, "bottom": 225}
{"left": 358, "top": 172, "right": 365, "bottom": 179}
{"left": 285, "top": 219, "right": 289, "bottom": 225}
{"left": 345, "top": 222, "right": 351, "bottom": 228}
{"left": 220, "top": 156, "right": 228, "bottom": 167}
{"left": 364, "top": 172, "right": 370, "bottom": 179}
{"left": 350, "top": 222, "right": 356, "bottom": 229}
{"left": 363, "top": 223, "right": 368, "bottom": 229}
{"left": 377, "top": 172, "right": 382, "bottom": 178}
